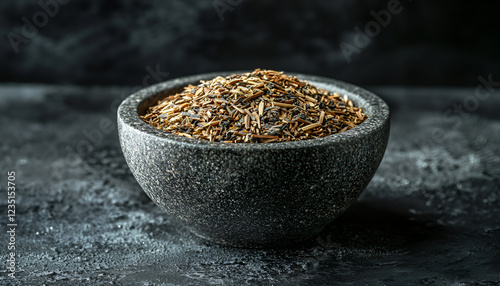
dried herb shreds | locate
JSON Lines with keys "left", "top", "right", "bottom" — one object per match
{"left": 141, "top": 69, "right": 367, "bottom": 143}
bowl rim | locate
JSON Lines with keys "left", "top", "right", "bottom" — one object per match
{"left": 118, "top": 71, "right": 390, "bottom": 150}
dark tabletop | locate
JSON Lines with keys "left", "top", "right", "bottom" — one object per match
{"left": 0, "top": 85, "right": 499, "bottom": 285}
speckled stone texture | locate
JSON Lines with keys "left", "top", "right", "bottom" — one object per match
{"left": 118, "top": 72, "right": 390, "bottom": 247}
{"left": 1, "top": 85, "right": 498, "bottom": 285}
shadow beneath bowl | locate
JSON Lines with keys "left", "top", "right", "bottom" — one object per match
{"left": 196, "top": 197, "right": 448, "bottom": 252}
{"left": 135, "top": 197, "right": 453, "bottom": 285}
{"left": 294, "top": 198, "right": 448, "bottom": 251}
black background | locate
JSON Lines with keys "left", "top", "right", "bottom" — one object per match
{"left": 2, "top": 0, "right": 500, "bottom": 87}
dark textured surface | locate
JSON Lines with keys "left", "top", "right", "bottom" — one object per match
{"left": 0, "top": 84, "right": 499, "bottom": 285}
{"left": 2, "top": 0, "right": 500, "bottom": 86}
{"left": 118, "top": 73, "right": 390, "bottom": 247}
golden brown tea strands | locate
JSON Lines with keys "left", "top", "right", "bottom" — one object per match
{"left": 141, "top": 69, "right": 367, "bottom": 143}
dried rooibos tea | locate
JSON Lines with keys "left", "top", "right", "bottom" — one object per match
{"left": 141, "top": 69, "right": 367, "bottom": 143}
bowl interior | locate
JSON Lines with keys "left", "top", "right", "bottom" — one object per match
{"left": 137, "top": 87, "right": 183, "bottom": 117}
{"left": 121, "top": 71, "right": 389, "bottom": 149}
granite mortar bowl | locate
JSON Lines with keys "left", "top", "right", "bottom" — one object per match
{"left": 118, "top": 72, "right": 390, "bottom": 248}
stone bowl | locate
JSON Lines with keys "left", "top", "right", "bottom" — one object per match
{"left": 117, "top": 72, "right": 390, "bottom": 248}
